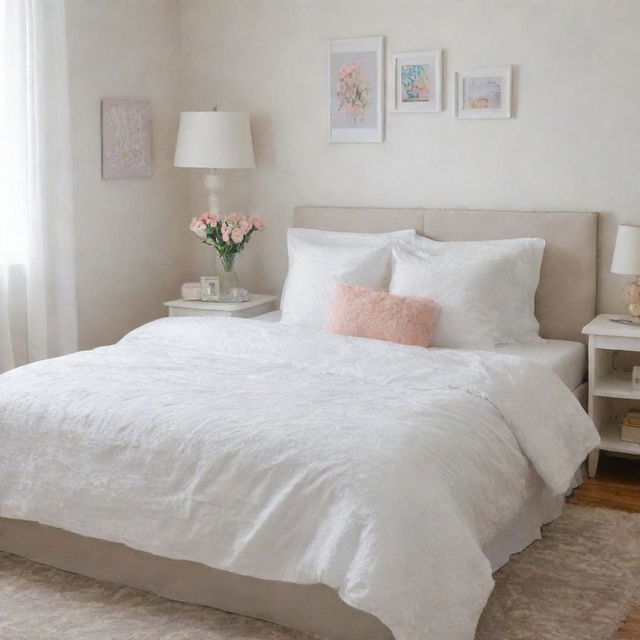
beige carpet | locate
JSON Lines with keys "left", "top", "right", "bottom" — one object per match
{"left": 0, "top": 505, "right": 639, "bottom": 640}
{"left": 476, "top": 504, "right": 640, "bottom": 640}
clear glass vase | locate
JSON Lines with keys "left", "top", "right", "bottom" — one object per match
{"left": 217, "top": 253, "right": 249, "bottom": 302}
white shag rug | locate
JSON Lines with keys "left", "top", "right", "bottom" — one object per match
{"left": 476, "top": 503, "right": 640, "bottom": 639}
{"left": 1, "top": 505, "right": 639, "bottom": 640}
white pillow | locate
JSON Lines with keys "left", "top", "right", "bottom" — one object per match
{"left": 390, "top": 243, "right": 530, "bottom": 349}
{"left": 281, "top": 228, "right": 417, "bottom": 330}
{"left": 409, "top": 235, "right": 545, "bottom": 343}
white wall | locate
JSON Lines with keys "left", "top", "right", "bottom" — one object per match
{"left": 180, "top": 0, "right": 640, "bottom": 314}
{"left": 66, "top": 0, "right": 189, "bottom": 349}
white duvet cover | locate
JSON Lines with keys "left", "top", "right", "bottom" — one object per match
{"left": 0, "top": 318, "right": 598, "bottom": 640}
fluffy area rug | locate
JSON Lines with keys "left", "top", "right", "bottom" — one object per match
{"left": 476, "top": 504, "right": 640, "bottom": 639}
{"left": 0, "top": 505, "right": 639, "bottom": 640}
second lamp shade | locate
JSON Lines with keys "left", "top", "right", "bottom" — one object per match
{"left": 611, "top": 225, "right": 640, "bottom": 276}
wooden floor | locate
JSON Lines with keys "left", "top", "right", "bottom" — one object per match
{"left": 568, "top": 455, "right": 640, "bottom": 639}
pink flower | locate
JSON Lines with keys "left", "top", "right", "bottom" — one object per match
{"left": 225, "top": 212, "right": 247, "bottom": 226}
{"left": 336, "top": 60, "right": 370, "bottom": 123}
{"left": 201, "top": 212, "right": 219, "bottom": 226}
{"left": 189, "top": 216, "right": 207, "bottom": 239}
{"left": 192, "top": 210, "right": 264, "bottom": 251}
{"left": 250, "top": 216, "right": 265, "bottom": 231}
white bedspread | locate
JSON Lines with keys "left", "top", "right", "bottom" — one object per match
{"left": 0, "top": 317, "right": 599, "bottom": 640}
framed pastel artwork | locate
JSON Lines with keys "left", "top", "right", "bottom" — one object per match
{"left": 101, "top": 98, "right": 152, "bottom": 179}
{"left": 390, "top": 50, "right": 442, "bottom": 113}
{"left": 328, "top": 36, "right": 384, "bottom": 143}
{"left": 455, "top": 66, "right": 512, "bottom": 119}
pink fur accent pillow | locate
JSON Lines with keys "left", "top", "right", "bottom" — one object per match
{"left": 326, "top": 284, "right": 440, "bottom": 347}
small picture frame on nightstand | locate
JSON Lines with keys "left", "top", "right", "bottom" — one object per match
{"left": 200, "top": 276, "right": 220, "bottom": 302}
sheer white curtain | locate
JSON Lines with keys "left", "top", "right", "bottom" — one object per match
{"left": 0, "top": 0, "right": 77, "bottom": 372}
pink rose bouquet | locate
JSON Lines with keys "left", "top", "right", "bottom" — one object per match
{"left": 189, "top": 212, "right": 265, "bottom": 272}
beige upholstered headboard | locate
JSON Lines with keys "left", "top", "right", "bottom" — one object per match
{"left": 293, "top": 207, "right": 598, "bottom": 343}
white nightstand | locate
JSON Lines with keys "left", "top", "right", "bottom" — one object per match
{"left": 164, "top": 294, "right": 278, "bottom": 319}
{"left": 582, "top": 313, "right": 640, "bottom": 477}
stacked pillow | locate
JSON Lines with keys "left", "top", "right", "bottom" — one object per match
{"left": 279, "top": 227, "right": 545, "bottom": 349}
{"left": 280, "top": 228, "right": 417, "bottom": 329}
{"left": 390, "top": 237, "right": 545, "bottom": 348}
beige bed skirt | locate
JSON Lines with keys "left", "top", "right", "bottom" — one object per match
{"left": 0, "top": 517, "right": 393, "bottom": 640}
{"left": 0, "top": 483, "right": 568, "bottom": 640}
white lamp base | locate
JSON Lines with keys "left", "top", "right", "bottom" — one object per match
{"left": 204, "top": 169, "right": 223, "bottom": 213}
{"left": 623, "top": 275, "right": 640, "bottom": 317}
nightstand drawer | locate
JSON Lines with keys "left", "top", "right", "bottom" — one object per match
{"left": 169, "top": 306, "right": 234, "bottom": 318}
{"left": 592, "top": 334, "right": 640, "bottom": 352}
{"left": 164, "top": 295, "right": 278, "bottom": 319}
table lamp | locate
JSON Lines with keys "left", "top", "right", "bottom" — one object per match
{"left": 611, "top": 224, "right": 640, "bottom": 318}
{"left": 174, "top": 110, "right": 255, "bottom": 213}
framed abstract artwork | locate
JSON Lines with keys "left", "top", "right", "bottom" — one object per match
{"left": 328, "top": 36, "right": 384, "bottom": 143}
{"left": 455, "top": 66, "right": 512, "bottom": 119}
{"left": 390, "top": 50, "right": 442, "bottom": 113}
{"left": 101, "top": 98, "right": 152, "bottom": 178}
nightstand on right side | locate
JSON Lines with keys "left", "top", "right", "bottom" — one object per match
{"left": 582, "top": 314, "right": 640, "bottom": 477}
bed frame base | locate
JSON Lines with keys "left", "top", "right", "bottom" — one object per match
{"left": 0, "top": 517, "right": 393, "bottom": 640}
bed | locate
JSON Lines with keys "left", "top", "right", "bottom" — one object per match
{"left": 259, "top": 311, "right": 587, "bottom": 401}
{"left": 0, "top": 208, "right": 599, "bottom": 640}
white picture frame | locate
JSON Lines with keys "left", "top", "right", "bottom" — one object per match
{"left": 200, "top": 276, "right": 220, "bottom": 302}
{"left": 389, "top": 50, "right": 442, "bottom": 113}
{"left": 328, "top": 36, "right": 384, "bottom": 143}
{"left": 455, "top": 66, "right": 512, "bottom": 119}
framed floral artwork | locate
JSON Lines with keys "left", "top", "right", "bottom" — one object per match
{"left": 328, "top": 36, "right": 384, "bottom": 143}
{"left": 390, "top": 50, "right": 442, "bottom": 113}
{"left": 455, "top": 66, "right": 512, "bottom": 119}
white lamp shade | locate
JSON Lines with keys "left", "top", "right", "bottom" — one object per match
{"left": 174, "top": 111, "right": 255, "bottom": 169}
{"left": 611, "top": 225, "right": 640, "bottom": 275}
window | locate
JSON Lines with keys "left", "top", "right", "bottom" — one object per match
{"left": 0, "top": 2, "right": 28, "bottom": 266}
